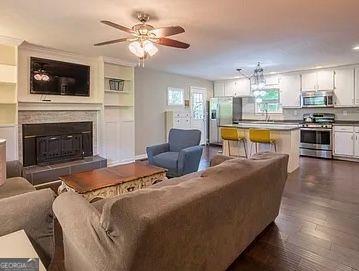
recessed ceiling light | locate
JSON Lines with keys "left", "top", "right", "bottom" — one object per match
{"left": 353, "top": 45, "right": 359, "bottom": 50}
{"left": 315, "top": 66, "right": 323, "bottom": 69}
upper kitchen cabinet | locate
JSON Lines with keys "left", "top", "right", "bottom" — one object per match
{"left": 235, "top": 78, "right": 251, "bottom": 96}
{"left": 301, "top": 70, "right": 334, "bottom": 92}
{"left": 317, "top": 70, "right": 335, "bottom": 90}
{"left": 265, "top": 75, "right": 279, "bottom": 86}
{"left": 223, "top": 78, "right": 250, "bottom": 97}
{"left": 301, "top": 71, "right": 317, "bottom": 92}
{"left": 279, "top": 74, "right": 301, "bottom": 108}
{"left": 214, "top": 81, "right": 225, "bottom": 97}
{"left": 224, "top": 79, "right": 235, "bottom": 96}
{"left": 334, "top": 68, "right": 355, "bottom": 107}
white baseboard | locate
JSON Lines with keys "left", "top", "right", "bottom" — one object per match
{"left": 135, "top": 154, "right": 147, "bottom": 160}
{"left": 107, "top": 158, "right": 136, "bottom": 167}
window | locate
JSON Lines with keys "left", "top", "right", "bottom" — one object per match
{"left": 167, "top": 87, "right": 184, "bottom": 106}
{"left": 255, "top": 88, "right": 282, "bottom": 114}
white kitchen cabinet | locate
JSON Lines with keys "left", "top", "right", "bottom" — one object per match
{"left": 301, "top": 72, "right": 317, "bottom": 92}
{"left": 279, "top": 74, "right": 301, "bottom": 108}
{"left": 224, "top": 79, "right": 236, "bottom": 96}
{"left": 223, "top": 78, "right": 250, "bottom": 97}
{"left": 165, "top": 111, "right": 191, "bottom": 140}
{"left": 334, "top": 126, "right": 355, "bottom": 156}
{"left": 236, "top": 78, "right": 251, "bottom": 96}
{"left": 214, "top": 81, "right": 225, "bottom": 97}
{"left": 334, "top": 68, "right": 355, "bottom": 107}
{"left": 317, "top": 70, "right": 334, "bottom": 90}
{"left": 334, "top": 131, "right": 354, "bottom": 156}
{"left": 355, "top": 68, "right": 359, "bottom": 106}
{"left": 265, "top": 75, "right": 279, "bottom": 86}
{"left": 355, "top": 132, "right": 359, "bottom": 157}
{"left": 301, "top": 70, "right": 334, "bottom": 92}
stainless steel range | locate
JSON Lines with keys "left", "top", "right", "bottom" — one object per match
{"left": 300, "top": 113, "right": 335, "bottom": 159}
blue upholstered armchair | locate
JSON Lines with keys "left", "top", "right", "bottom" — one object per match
{"left": 146, "top": 129, "right": 203, "bottom": 177}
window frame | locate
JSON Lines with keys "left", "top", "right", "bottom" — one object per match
{"left": 254, "top": 88, "right": 282, "bottom": 114}
{"left": 167, "top": 87, "right": 185, "bottom": 106}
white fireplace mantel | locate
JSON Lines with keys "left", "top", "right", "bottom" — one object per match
{"left": 18, "top": 101, "right": 103, "bottom": 111}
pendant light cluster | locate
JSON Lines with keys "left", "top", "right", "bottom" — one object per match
{"left": 237, "top": 62, "right": 266, "bottom": 100}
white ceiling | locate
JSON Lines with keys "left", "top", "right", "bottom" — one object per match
{"left": 1, "top": 0, "right": 359, "bottom": 80}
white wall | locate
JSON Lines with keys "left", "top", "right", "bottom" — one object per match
{"left": 134, "top": 68, "right": 213, "bottom": 156}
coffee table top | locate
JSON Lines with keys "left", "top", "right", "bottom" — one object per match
{"left": 60, "top": 162, "right": 167, "bottom": 193}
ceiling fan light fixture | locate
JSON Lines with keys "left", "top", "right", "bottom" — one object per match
{"left": 34, "top": 69, "right": 50, "bottom": 81}
{"left": 128, "top": 41, "right": 145, "bottom": 58}
{"left": 143, "top": 40, "right": 158, "bottom": 57}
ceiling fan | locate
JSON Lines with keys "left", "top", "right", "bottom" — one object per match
{"left": 94, "top": 13, "right": 190, "bottom": 65}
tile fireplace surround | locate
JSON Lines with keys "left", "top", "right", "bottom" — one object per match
{"left": 18, "top": 110, "right": 99, "bottom": 164}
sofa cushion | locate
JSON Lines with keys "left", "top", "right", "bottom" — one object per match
{"left": 168, "top": 129, "right": 201, "bottom": 152}
{"left": 152, "top": 152, "right": 179, "bottom": 170}
{"left": 0, "top": 177, "right": 35, "bottom": 200}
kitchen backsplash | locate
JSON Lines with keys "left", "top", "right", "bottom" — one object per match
{"left": 283, "top": 107, "right": 359, "bottom": 121}
{"left": 241, "top": 97, "right": 359, "bottom": 121}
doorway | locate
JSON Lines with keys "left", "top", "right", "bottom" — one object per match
{"left": 190, "top": 87, "right": 207, "bottom": 145}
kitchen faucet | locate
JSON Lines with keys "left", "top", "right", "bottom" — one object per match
{"left": 264, "top": 107, "right": 270, "bottom": 122}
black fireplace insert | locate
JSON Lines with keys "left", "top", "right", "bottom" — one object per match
{"left": 22, "top": 122, "right": 93, "bottom": 166}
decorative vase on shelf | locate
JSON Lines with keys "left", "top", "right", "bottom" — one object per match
{"left": 0, "top": 139, "right": 6, "bottom": 186}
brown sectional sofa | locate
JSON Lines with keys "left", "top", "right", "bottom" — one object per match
{"left": 0, "top": 161, "right": 55, "bottom": 267}
{"left": 53, "top": 152, "right": 289, "bottom": 271}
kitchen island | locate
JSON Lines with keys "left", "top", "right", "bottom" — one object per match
{"left": 220, "top": 121, "right": 300, "bottom": 173}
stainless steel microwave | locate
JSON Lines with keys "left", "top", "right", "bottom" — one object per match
{"left": 301, "top": 91, "right": 334, "bottom": 108}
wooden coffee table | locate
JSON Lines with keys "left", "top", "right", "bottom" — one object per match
{"left": 58, "top": 162, "right": 167, "bottom": 202}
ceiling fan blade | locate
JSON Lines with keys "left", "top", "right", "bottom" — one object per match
{"left": 100, "top": 20, "right": 134, "bottom": 34}
{"left": 156, "top": 38, "right": 190, "bottom": 49}
{"left": 94, "top": 38, "right": 128, "bottom": 46}
{"left": 150, "top": 26, "right": 185, "bottom": 37}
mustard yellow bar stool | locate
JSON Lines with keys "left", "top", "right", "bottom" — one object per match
{"left": 249, "top": 128, "right": 277, "bottom": 155}
{"left": 221, "top": 127, "right": 247, "bottom": 158}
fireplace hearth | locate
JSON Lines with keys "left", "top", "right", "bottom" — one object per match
{"left": 22, "top": 122, "right": 93, "bottom": 166}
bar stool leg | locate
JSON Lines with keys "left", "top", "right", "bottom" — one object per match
{"left": 255, "top": 143, "right": 258, "bottom": 154}
{"left": 243, "top": 140, "right": 248, "bottom": 158}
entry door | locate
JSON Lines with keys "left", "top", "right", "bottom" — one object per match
{"left": 190, "top": 87, "right": 207, "bottom": 144}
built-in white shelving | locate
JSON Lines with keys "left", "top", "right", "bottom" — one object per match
{"left": 103, "top": 62, "right": 135, "bottom": 165}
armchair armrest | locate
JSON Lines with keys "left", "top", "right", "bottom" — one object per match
{"left": 146, "top": 143, "right": 170, "bottom": 164}
{"left": 178, "top": 146, "right": 203, "bottom": 175}
{"left": 0, "top": 189, "right": 55, "bottom": 266}
{"left": 53, "top": 192, "right": 109, "bottom": 271}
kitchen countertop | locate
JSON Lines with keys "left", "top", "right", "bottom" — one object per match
{"left": 221, "top": 121, "right": 300, "bottom": 131}
{"left": 332, "top": 121, "right": 359, "bottom": 126}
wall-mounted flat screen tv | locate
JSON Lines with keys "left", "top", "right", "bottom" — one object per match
{"left": 30, "top": 57, "right": 90, "bottom": 96}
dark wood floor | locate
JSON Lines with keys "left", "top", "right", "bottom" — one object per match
{"left": 51, "top": 146, "right": 359, "bottom": 271}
